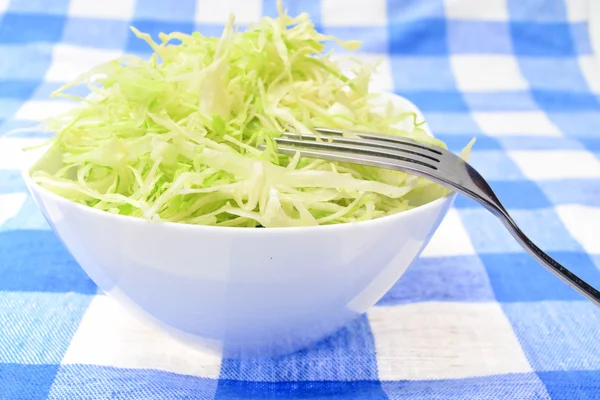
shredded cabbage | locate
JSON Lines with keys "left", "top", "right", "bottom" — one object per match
{"left": 31, "top": 1, "right": 473, "bottom": 228}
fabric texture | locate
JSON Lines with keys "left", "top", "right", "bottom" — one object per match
{"left": 1, "top": 0, "right": 600, "bottom": 398}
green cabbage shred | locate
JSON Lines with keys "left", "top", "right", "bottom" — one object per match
{"left": 31, "top": 1, "right": 473, "bottom": 228}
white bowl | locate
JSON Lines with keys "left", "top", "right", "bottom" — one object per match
{"left": 22, "top": 94, "right": 455, "bottom": 358}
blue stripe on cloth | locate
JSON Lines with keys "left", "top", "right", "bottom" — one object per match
{"left": 510, "top": 22, "right": 576, "bottom": 56}
{"left": 0, "top": 13, "right": 66, "bottom": 44}
{"left": 579, "top": 139, "right": 600, "bottom": 152}
{"left": 386, "top": 0, "right": 445, "bottom": 21}
{"left": 388, "top": 19, "right": 448, "bottom": 55}
{"left": 593, "top": 256, "right": 600, "bottom": 272}
{"left": 507, "top": 0, "right": 567, "bottom": 22}
{"left": 462, "top": 92, "right": 539, "bottom": 111}
{"left": 0, "top": 80, "right": 39, "bottom": 100}
{"left": 133, "top": 0, "right": 197, "bottom": 22}
{"left": 0, "top": 292, "right": 92, "bottom": 364}
{"left": 47, "top": 365, "right": 220, "bottom": 400}
{"left": 481, "top": 252, "right": 600, "bottom": 302}
{"left": 517, "top": 58, "right": 589, "bottom": 91}
{"left": 0, "top": 43, "right": 52, "bottom": 80}
{"left": 7, "top": 0, "right": 71, "bottom": 14}
{"left": 215, "top": 380, "right": 388, "bottom": 400}
{"left": 571, "top": 23, "right": 594, "bottom": 55}
{"left": 0, "top": 363, "right": 59, "bottom": 400}
{"left": 381, "top": 373, "right": 550, "bottom": 400}
{"left": 503, "top": 302, "right": 600, "bottom": 370}
{"left": 537, "top": 371, "right": 600, "bottom": 400}
{"left": 0, "top": 230, "right": 96, "bottom": 293}
{"left": 396, "top": 91, "right": 469, "bottom": 112}
{"left": 531, "top": 91, "right": 600, "bottom": 111}
{"left": 544, "top": 112, "right": 600, "bottom": 137}
{"left": 447, "top": 21, "right": 513, "bottom": 54}
{"left": 377, "top": 255, "right": 495, "bottom": 305}
{"left": 422, "top": 113, "right": 481, "bottom": 134}
{"left": 220, "top": 315, "right": 380, "bottom": 381}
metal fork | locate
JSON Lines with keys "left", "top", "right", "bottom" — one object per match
{"left": 263, "top": 127, "right": 600, "bottom": 307}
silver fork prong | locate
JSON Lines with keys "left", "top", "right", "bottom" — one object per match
{"left": 312, "top": 127, "right": 443, "bottom": 155}
{"left": 275, "top": 137, "right": 439, "bottom": 169}
{"left": 261, "top": 144, "right": 439, "bottom": 181}
{"left": 281, "top": 133, "right": 440, "bottom": 163}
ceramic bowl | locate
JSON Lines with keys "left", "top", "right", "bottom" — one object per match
{"left": 22, "top": 93, "right": 455, "bottom": 358}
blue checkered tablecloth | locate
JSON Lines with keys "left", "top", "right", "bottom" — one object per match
{"left": 1, "top": 0, "right": 600, "bottom": 398}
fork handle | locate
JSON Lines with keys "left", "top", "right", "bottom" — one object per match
{"left": 498, "top": 213, "right": 600, "bottom": 307}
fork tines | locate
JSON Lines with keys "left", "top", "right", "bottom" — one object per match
{"left": 309, "top": 127, "right": 442, "bottom": 155}
{"left": 268, "top": 127, "right": 443, "bottom": 172}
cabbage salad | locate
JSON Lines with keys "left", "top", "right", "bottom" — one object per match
{"left": 31, "top": 1, "right": 469, "bottom": 227}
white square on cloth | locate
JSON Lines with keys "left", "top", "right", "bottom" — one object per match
{"left": 508, "top": 150, "right": 600, "bottom": 180}
{"left": 321, "top": 0, "right": 387, "bottom": 26}
{"left": 0, "top": 193, "right": 26, "bottom": 226}
{"left": 45, "top": 44, "right": 123, "bottom": 83}
{"left": 62, "top": 295, "right": 222, "bottom": 378}
{"left": 195, "top": 0, "right": 262, "bottom": 24}
{"left": 451, "top": 55, "right": 528, "bottom": 92}
{"left": 556, "top": 205, "right": 600, "bottom": 254}
{"left": 578, "top": 56, "right": 600, "bottom": 94}
{"left": 421, "top": 208, "right": 476, "bottom": 257}
{"left": 565, "top": 0, "right": 588, "bottom": 22}
{"left": 472, "top": 111, "right": 562, "bottom": 136}
{"left": 444, "top": 0, "right": 509, "bottom": 21}
{"left": 370, "top": 302, "right": 532, "bottom": 380}
{"left": 68, "top": 0, "right": 136, "bottom": 20}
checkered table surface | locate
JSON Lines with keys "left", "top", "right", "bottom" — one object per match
{"left": 2, "top": 0, "right": 600, "bottom": 398}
